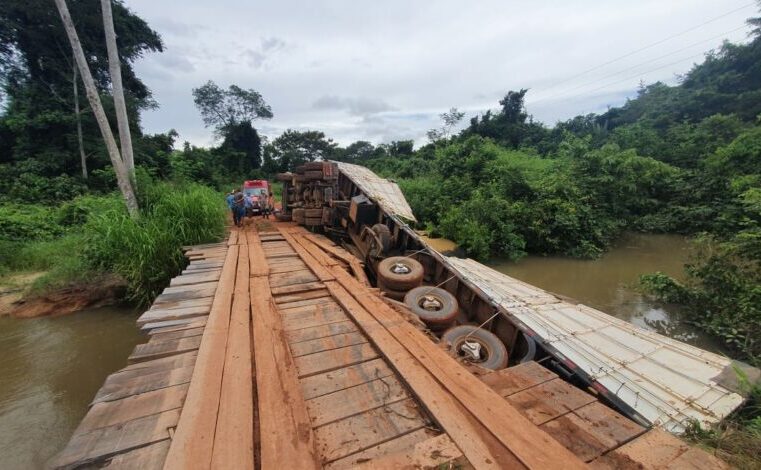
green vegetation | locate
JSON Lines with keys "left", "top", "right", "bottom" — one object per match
{"left": 84, "top": 182, "right": 225, "bottom": 303}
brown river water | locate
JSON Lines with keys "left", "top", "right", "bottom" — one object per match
{"left": 0, "top": 307, "right": 145, "bottom": 469}
{"left": 0, "top": 233, "right": 723, "bottom": 469}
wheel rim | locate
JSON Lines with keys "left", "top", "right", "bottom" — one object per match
{"left": 418, "top": 294, "right": 443, "bottom": 312}
{"left": 391, "top": 262, "right": 411, "bottom": 274}
{"left": 453, "top": 336, "right": 489, "bottom": 364}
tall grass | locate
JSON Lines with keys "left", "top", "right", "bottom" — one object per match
{"left": 84, "top": 182, "right": 226, "bottom": 304}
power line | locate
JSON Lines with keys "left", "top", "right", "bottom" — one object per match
{"left": 530, "top": 24, "right": 749, "bottom": 104}
{"left": 532, "top": 51, "right": 707, "bottom": 108}
{"left": 532, "top": 2, "right": 756, "bottom": 97}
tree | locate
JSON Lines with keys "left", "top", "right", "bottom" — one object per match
{"left": 220, "top": 120, "right": 262, "bottom": 173}
{"left": 54, "top": 0, "right": 138, "bottom": 214}
{"left": 427, "top": 107, "right": 465, "bottom": 143}
{"left": 192, "top": 80, "right": 273, "bottom": 136}
{"left": 101, "top": 0, "right": 134, "bottom": 175}
{"left": 0, "top": 0, "right": 163, "bottom": 176}
{"left": 262, "top": 130, "right": 336, "bottom": 173}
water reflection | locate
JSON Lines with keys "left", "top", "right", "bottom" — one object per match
{"left": 488, "top": 233, "right": 726, "bottom": 354}
{"left": 0, "top": 307, "right": 145, "bottom": 469}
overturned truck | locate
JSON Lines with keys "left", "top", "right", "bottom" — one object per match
{"left": 276, "top": 160, "right": 753, "bottom": 433}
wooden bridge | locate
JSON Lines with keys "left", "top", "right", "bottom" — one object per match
{"left": 54, "top": 221, "right": 728, "bottom": 469}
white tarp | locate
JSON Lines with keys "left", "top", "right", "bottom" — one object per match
{"left": 444, "top": 256, "right": 745, "bottom": 433}
{"left": 334, "top": 161, "right": 417, "bottom": 221}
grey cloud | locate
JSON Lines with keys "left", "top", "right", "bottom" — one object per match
{"left": 127, "top": 0, "right": 752, "bottom": 148}
{"left": 242, "top": 37, "right": 287, "bottom": 69}
{"left": 313, "top": 95, "right": 395, "bottom": 116}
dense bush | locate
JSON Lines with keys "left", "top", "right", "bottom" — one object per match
{"left": 0, "top": 204, "right": 63, "bottom": 242}
{"left": 83, "top": 182, "right": 226, "bottom": 303}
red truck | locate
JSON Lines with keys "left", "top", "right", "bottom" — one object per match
{"left": 242, "top": 180, "right": 270, "bottom": 216}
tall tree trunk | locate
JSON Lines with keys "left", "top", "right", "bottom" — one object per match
{"left": 72, "top": 64, "right": 88, "bottom": 179}
{"left": 54, "top": 0, "right": 138, "bottom": 215}
{"left": 100, "top": 0, "right": 135, "bottom": 177}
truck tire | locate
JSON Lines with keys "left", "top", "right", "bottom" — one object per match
{"left": 276, "top": 213, "right": 292, "bottom": 222}
{"left": 304, "top": 208, "right": 323, "bottom": 218}
{"left": 377, "top": 257, "right": 423, "bottom": 291}
{"left": 378, "top": 279, "right": 409, "bottom": 301}
{"left": 305, "top": 170, "right": 323, "bottom": 181}
{"left": 304, "top": 216, "right": 322, "bottom": 226}
{"left": 403, "top": 286, "right": 458, "bottom": 329}
{"left": 441, "top": 325, "right": 508, "bottom": 370}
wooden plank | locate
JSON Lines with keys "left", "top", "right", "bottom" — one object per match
{"left": 145, "top": 318, "right": 207, "bottom": 335}
{"left": 294, "top": 232, "right": 363, "bottom": 291}
{"left": 300, "top": 358, "right": 394, "bottom": 400}
{"left": 324, "top": 428, "right": 441, "bottom": 469}
{"left": 227, "top": 230, "right": 238, "bottom": 246}
{"left": 162, "top": 281, "right": 218, "bottom": 295}
{"left": 480, "top": 361, "right": 558, "bottom": 397}
{"left": 289, "top": 229, "right": 584, "bottom": 469}
{"left": 279, "top": 306, "right": 347, "bottom": 332}
{"left": 271, "top": 281, "right": 326, "bottom": 296}
{"left": 353, "top": 433, "right": 464, "bottom": 469}
{"left": 141, "top": 315, "right": 208, "bottom": 332}
{"left": 80, "top": 384, "right": 188, "bottom": 432}
{"left": 150, "top": 297, "right": 213, "bottom": 310}
{"left": 294, "top": 343, "right": 379, "bottom": 377}
{"left": 270, "top": 269, "right": 319, "bottom": 287}
{"left": 250, "top": 274, "right": 320, "bottom": 469}
{"left": 153, "top": 288, "right": 216, "bottom": 304}
{"left": 246, "top": 229, "right": 270, "bottom": 277}
{"left": 128, "top": 335, "right": 202, "bottom": 363}
{"left": 278, "top": 296, "right": 337, "bottom": 311}
{"left": 163, "top": 245, "right": 239, "bottom": 469}
{"left": 148, "top": 327, "right": 205, "bottom": 343}
{"left": 306, "top": 376, "right": 409, "bottom": 427}
{"left": 137, "top": 306, "right": 210, "bottom": 325}
{"left": 591, "top": 429, "right": 690, "bottom": 469}
{"left": 210, "top": 242, "right": 254, "bottom": 469}
{"left": 93, "top": 366, "right": 194, "bottom": 403}
{"left": 279, "top": 230, "right": 335, "bottom": 281}
{"left": 275, "top": 289, "right": 330, "bottom": 304}
{"left": 289, "top": 331, "right": 368, "bottom": 357}
{"left": 170, "top": 271, "right": 221, "bottom": 286}
{"left": 572, "top": 402, "right": 646, "bottom": 448}
{"left": 53, "top": 409, "right": 179, "bottom": 469}
{"left": 285, "top": 320, "right": 359, "bottom": 344}
{"left": 507, "top": 378, "right": 596, "bottom": 425}
{"left": 312, "top": 399, "right": 428, "bottom": 464}
{"left": 103, "top": 440, "right": 170, "bottom": 469}
{"left": 120, "top": 351, "right": 198, "bottom": 373}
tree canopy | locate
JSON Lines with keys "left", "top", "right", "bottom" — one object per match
{"left": 192, "top": 80, "right": 273, "bottom": 135}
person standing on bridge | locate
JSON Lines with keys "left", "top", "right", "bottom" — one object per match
{"left": 232, "top": 190, "right": 245, "bottom": 227}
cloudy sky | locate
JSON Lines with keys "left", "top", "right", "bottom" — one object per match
{"left": 127, "top": 0, "right": 755, "bottom": 148}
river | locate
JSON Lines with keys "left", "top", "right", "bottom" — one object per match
{"left": 0, "top": 307, "right": 145, "bottom": 469}
{"left": 489, "top": 232, "right": 724, "bottom": 353}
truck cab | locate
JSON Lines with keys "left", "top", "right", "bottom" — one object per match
{"left": 242, "top": 180, "right": 270, "bottom": 216}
